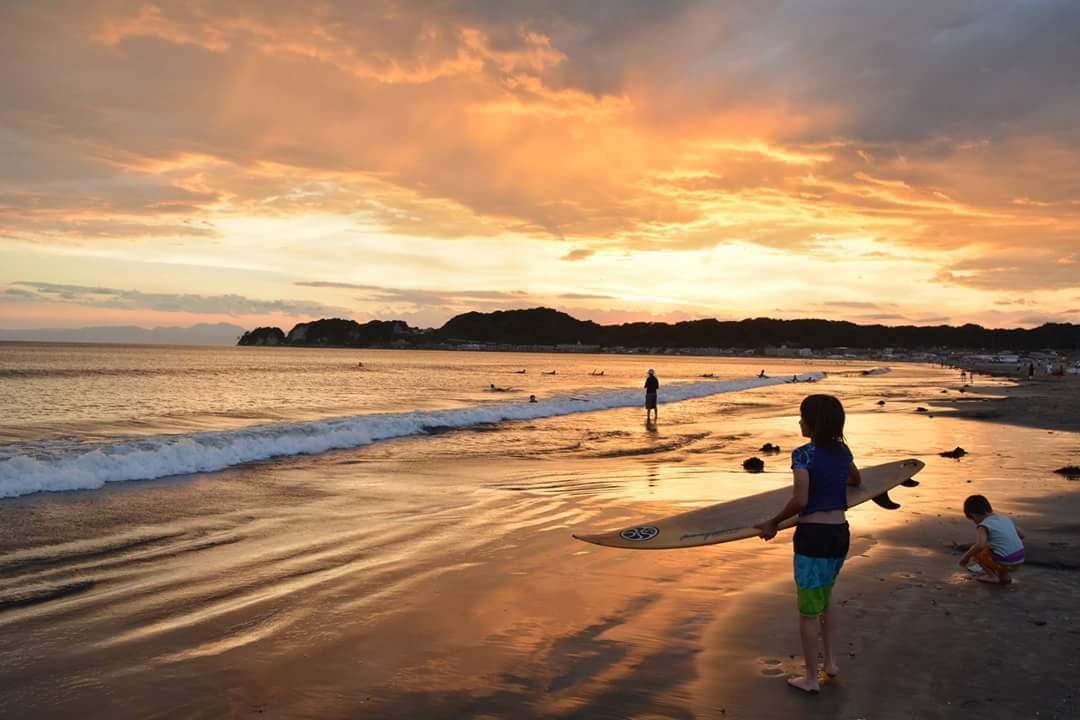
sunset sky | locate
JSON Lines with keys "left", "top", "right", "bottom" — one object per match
{"left": 2, "top": 1, "right": 1078, "bottom": 331}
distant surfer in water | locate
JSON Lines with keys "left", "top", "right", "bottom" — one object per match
{"left": 644, "top": 369, "right": 659, "bottom": 420}
{"left": 754, "top": 394, "right": 862, "bottom": 694}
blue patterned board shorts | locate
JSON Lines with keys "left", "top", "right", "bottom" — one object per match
{"left": 793, "top": 523, "right": 850, "bottom": 617}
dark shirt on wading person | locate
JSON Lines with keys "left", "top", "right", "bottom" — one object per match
{"left": 644, "top": 376, "right": 659, "bottom": 392}
{"left": 791, "top": 442, "right": 852, "bottom": 515}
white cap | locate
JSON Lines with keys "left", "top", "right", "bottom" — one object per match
{"left": 647, "top": 368, "right": 655, "bottom": 375}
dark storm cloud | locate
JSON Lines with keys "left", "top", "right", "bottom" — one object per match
{"left": 452, "top": 0, "right": 1080, "bottom": 143}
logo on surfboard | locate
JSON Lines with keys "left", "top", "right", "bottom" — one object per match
{"left": 620, "top": 526, "right": 660, "bottom": 541}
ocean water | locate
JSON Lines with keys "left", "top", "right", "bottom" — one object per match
{"left": 2, "top": 343, "right": 1078, "bottom": 718}
{"left": 0, "top": 343, "right": 836, "bottom": 499}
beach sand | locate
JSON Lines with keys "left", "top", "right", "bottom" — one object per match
{"left": 931, "top": 373, "right": 1080, "bottom": 434}
{"left": 1, "top": 368, "right": 1077, "bottom": 719}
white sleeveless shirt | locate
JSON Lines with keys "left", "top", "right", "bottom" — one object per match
{"left": 978, "top": 514, "right": 1023, "bottom": 561}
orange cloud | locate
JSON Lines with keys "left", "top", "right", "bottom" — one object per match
{"left": 2, "top": 0, "right": 1079, "bottom": 330}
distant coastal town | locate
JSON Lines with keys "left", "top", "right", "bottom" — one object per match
{"left": 238, "top": 308, "right": 1080, "bottom": 378}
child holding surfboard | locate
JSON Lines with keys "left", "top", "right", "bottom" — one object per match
{"left": 754, "top": 394, "right": 862, "bottom": 694}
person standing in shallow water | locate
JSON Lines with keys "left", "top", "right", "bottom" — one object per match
{"left": 644, "top": 369, "right": 659, "bottom": 421}
{"left": 754, "top": 394, "right": 862, "bottom": 694}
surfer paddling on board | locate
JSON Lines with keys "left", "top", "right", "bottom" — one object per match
{"left": 644, "top": 369, "right": 659, "bottom": 420}
{"left": 754, "top": 394, "right": 862, "bottom": 694}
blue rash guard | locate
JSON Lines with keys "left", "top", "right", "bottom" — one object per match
{"left": 791, "top": 442, "right": 852, "bottom": 515}
{"left": 790, "top": 441, "right": 853, "bottom": 616}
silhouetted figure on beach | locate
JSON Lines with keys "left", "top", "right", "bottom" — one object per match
{"left": 1028, "top": 362, "right": 1035, "bottom": 380}
{"left": 644, "top": 369, "right": 659, "bottom": 420}
{"left": 759, "top": 370, "right": 766, "bottom": 378}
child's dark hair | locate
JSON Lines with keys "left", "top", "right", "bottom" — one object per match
{"left": 799, "top": 394, "right": 846, "bottom": 447}
{"left": 963, "top": 495, "right": 993, "bottom": 517}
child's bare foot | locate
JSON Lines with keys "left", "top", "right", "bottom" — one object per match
{"left": 787, "top": 676, "right": 820, "bottom": 694}
{"left": 976, "top": 574, "right": 1004, "bottom": 584}
{"left": 823, "top": 661, "right": 840, "bottom": 677}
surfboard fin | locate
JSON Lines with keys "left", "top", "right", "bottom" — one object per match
{"left": 872, "top": 491, "right": 901, "bottom": 510}
{"left": 900, "top": 478, "right": 920, "bottom": 487}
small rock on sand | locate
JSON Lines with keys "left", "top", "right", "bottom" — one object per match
{"left": 940, "top": 447, "right": 967, "bottom": 458}
{"left": 742, "top": 457, "right": 765, "bottom": 473}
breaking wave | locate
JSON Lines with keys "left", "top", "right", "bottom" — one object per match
{"left": 0, "top": 374, "right": 821, "bottom": 499}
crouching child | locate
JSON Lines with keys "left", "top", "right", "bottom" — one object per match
{"left": 958, "top": 494, "right": 1025, "bottom": 584}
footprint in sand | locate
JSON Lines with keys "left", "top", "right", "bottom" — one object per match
{"left": 759, "top": 658, "right": 785, "bottom": 676}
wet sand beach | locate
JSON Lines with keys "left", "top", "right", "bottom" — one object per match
{"left": 1, "top": 363, "right": 1077, "bottom": 719}
{"left": 931, "top": 372, "right": 1080, "bottom": 433}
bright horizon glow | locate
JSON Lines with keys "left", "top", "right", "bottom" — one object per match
{"left": 2, "top": 2, "right": 1079, "bottom": 332}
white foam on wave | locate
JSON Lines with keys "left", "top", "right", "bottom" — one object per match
{"left": 0, "top": 373, "right": 822, "bottom": 499}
